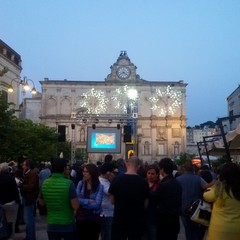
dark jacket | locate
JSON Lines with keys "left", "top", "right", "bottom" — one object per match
{"left": 153, "top": 174, "right": 182, "bottom": 218}
{"left": 21, "top": 168, "right": 39, "bottom": 205}
{"left": 0, "top": 172, "right": 20, "bottom": 204}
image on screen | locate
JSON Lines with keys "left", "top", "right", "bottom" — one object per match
{"left": 87, "top": 127, "right": 121, "bottom": 153}
{"left": 91, "top": 132, "right": 116, "bottom": 149}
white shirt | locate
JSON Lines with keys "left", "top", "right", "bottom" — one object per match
{"left": 99, "top": 176, "right": 114, "bottom": 217}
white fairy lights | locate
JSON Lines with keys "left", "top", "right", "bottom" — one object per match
{"left": 148, "top": 85, "right": 182, "bottom": 116}
{"left": 78, "top": 85, "right": 181, "bottom": 116}
{"left": 79, "top": 88, "right": 109, "bottom": 114}
{"left": 111, "top": 85, "right": 128, "bottom": 113}
{"left": 111, "top": 85, "right": 138, "bottom": 113}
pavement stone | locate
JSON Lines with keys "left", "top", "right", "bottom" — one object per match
{"left": 15, "top": 214, "right": 48, "bottom": 240}
{"left": 15, "top": 212, "right": 187, "bottom": 240}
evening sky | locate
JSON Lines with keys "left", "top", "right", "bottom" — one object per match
{"left": 1, "top": 0, "right": 240, "bottom": 126}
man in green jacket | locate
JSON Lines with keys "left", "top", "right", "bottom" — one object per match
{"left": 39, "top": 158, "right": 79, "bottom": 240}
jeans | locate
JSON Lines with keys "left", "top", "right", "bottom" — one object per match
{"left": 156, "top": 217, "right": 180, "bottom": 240}
{"left": 101, "top": 216, "right": 113, "bottom": 240}
{"left": 3, "top": 201, "right": 19, "bottom": 239}
{"left": 47, "top": 231, "right": 76, "bottom": 240}
{"left": 181, "top": 215, "right": 200, "bottom": 240}
{"left": 76, "top": 220, "right": 101, "bottom": 240}
{"left": 23, "top": 200, "right": 36, "bottom": 240}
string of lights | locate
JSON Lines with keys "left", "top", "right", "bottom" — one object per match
{"left": 148, "top": 85, "right": 182, "bottom": 116}
{"left": 79, "top": 88, "right": 109, "bottom": 114}
{"left": 78, "top": 85, "right": 181, "bottom": 116}
{"left": 111, "top": 85, "right": 129, "bottom": 113}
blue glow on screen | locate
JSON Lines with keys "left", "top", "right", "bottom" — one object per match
{"left": 91, "top": 132, "right": 116, "bottom": 149}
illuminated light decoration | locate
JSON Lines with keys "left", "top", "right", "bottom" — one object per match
{"left": 192, "top": 158, "right": 202, "bottom": 167}
{"left": 111, "top": 85, "right": 129, "bottom": 113}
{"left": 79, "top": 88, "right": 109, "bottom": 114}
{"left": 111, "top": 85, "right": 138, "bottom": 113}
{"left": 148, "top": 85, "right": 182, "bottom": 116}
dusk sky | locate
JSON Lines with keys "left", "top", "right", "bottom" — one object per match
{"left": 1, "top": 1, "right": 240, "bottom": 127}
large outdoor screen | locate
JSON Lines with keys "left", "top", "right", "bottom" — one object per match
{"left": 87, "top": 127, "right": 121, "bottom": 153}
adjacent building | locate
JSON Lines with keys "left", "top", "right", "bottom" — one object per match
{"left": 186, "top": 127, "right": 217, "bottom": 155}
{"left": 0, "top": 39, "right": 22, "bottom": 113}
{"left": 226, "top": 85, "right": 240, "bottom": 130}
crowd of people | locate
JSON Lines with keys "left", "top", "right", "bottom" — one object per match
{"left": 0, "top": 154, "right": 240, "bottom": 240}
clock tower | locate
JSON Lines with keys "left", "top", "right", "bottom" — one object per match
{"left": 105, "top": 51, "right": 144, "bottom": 82}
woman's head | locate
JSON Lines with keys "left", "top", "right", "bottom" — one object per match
{"left": 146, "top": 164, "right": 159, "bottom": 183}
{"left": 219, "top": 162, "right": 240, "bottom": 200}
{"left": 83, "top": 163, "right": 100, "bottom": 192}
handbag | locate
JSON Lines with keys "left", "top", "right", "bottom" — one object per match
{"left": 188, "top": 199, "right": 212, "bottom": 226}
{"left": 76, "top": 206, "right": 100, "bottom": 222}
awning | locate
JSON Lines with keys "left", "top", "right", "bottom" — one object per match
{"left": 202, "top": 124, "right": 240, "bottom": 156}
{"left": 226, "top": 124, "right": 240, "bottom": 149}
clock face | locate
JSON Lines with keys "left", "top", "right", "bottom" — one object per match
{"left": 117, "top": 67, "right": 131, "bottom": 79}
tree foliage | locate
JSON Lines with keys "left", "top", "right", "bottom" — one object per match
{"left": 174, "top": 152, "right": 194, "bottom": 166}
{"left": 0, "top": 93, "right": 70, "bottom": 163}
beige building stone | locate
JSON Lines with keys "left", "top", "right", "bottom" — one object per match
{"left": 0, "top": 39, "right": 22, "bottom": 115}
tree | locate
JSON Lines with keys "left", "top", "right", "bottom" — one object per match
{"left": 56, "top": 141, "right": 71, "bottom": 161}
{"left": 174, "top": 152, "right": 194, "bottom": 166}
{"left": 0, "top": 93, "right": 67, "bottom": 163}
{"left": 0, "top": 94, "right": 17, "bottom": 161}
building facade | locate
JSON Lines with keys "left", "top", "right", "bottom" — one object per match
{"left": 226, "top": 85, "right": 240, "bottom": 130}
{"left": 19, "top": 94, "right": 42, "bottom": 123}
{"left": 40, "top": 51, "right": 187, "bottom": 162}
{"left": 0, "top": 39, "right": 22, "bottom": 112}
{"left": 186, "top": 127, "right": 217, "bottom": 156}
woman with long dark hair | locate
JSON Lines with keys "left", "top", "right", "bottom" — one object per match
{"left": 203, "top": 162, "right": 240, "bottom": 240}
{"left": 76, "top": 163, "right": 103, "bottom": 240}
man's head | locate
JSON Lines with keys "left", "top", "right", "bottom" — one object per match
{"left": 0, "top": 162, "right": 9, "bottom": 174}
{"left": 125, "top": 155, "right": 141, "bottom": 171}
{"left": 99, "top": 163, "right": 115, "bottom": 180}
{"left": 104, "top": 154, "right": 113, "bottom": 163}
{"left": 183, "top": 161, "right": 194, "bottom": 172}
{"left": 100, "top": 163, "right": 114, "bottom": 175}
{"left": 159, "top": 158, "right": 174, "bottom": 175}
{"left": 51, "top": 158, "right": 67, "bottom": 173}
{"left": 22, "top": 159, "right": 34, "bottom": 172}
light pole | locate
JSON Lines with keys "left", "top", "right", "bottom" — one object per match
{"left": 6, "top": 77, "right": 38, "bottom": 116}
{"left": 127, "top": 88, "right": 138, "bottom": 155}
{"left": 8, "top": 76, "right": 37, "bottom": 95}
{"left": 71, "top": 123, "right": 76, "bottom": 165}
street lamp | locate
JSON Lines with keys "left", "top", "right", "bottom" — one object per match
{"left": 71, "top": 123, "right": 76, "bottom": 165}
{"left": 8, "top": 76, "right": 37, "bottom": 95}
{"left": 126, "top": 88, "right": 138, "bottom": 155}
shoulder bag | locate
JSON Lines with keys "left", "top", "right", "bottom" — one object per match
{"left": 188, "top": 199, "right": 212, "bottom": 226}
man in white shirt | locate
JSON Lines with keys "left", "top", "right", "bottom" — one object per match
{"left": 99, "top": 163, "right": 115, "bottom": 240}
